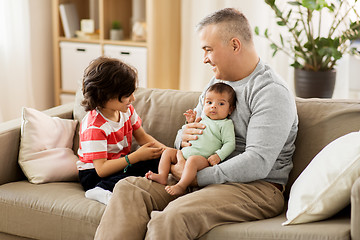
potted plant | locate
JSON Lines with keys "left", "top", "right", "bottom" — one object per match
{"left": 255, "top": 0, "right": 360, "bottom": 98}
{"left": 110, "top": 20, "right": 124, "bottom": 41}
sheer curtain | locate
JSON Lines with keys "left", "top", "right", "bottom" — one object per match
{"left": 0, "top": 0, "right": 53, "bottom": 123}
{"left": 179, "top": 0, "right": 351, "bottom": 98}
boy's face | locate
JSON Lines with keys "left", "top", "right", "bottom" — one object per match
{"left": 104, "top": 93, "right": 135, "bottom": 113}
{"left": 203, "top": 90, "right": 233, "bottom": 120}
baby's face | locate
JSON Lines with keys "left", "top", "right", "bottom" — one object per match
{"left": 203, "top": 91, "right": 232, "bottom": 120}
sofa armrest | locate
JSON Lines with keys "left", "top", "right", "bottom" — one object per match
{"left": 351, "top": 177, "right": 360, "bottom": 240}
{"left": 0, "top": 103, "right": 74, "bottom": 185}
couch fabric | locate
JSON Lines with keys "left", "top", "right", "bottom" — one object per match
{"left": 0, "top": 88, "right": 359, "bottom": 240}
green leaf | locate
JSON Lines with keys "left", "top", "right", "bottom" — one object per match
{"left": 277, "top": 20, "right": 286, "bottom": 26}
{"left": 294, "top": 46, "right": 302, "bottom": 52}
{"left": 272, "top": 49, "right": 278, "bottom": 57}
{"left": 265, "top": 0, "right": 275, "bottom": 6}
{"left": 264, "top": 28, "right": 269, "bottom": 38}
{"left": 302, "top": 0, "right": 327, "bottom": 11}
{"left": 350, "top": 47, "right": 360, "bottom": 56}
{"left": 287, "top": 1, "right": 301, "bottom": 6}
{"left": 291, "top": 61, "right": 302, "bottom": 69}
{"left": 270, "top": 43, "right": 278, "bottom": 50}
{"left": 254, "top": 26, "right": 259, "bottom": 35}
{"left": 304, "top": 41, "right": 313, "bottom": 50}
{"left": 327, "top": 3, "right": 335, "bottom": 12}
{"left": 333, "top": 50, "right": 342, "bottom": 60}
{"left": 280, "top": 34, "right": 284, "bottom": 46}
{"left": 286, "top": 9, "right": 293, "bottom": 20}
{"left": 318, "top": 46, "right": 342, "bottom": 60}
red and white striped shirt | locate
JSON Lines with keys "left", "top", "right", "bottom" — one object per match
{"left": 77, "top": 105, "right": 141, "bottom": 170}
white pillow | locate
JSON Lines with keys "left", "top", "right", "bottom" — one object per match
{"left": 283, "top": 131, "right": 360, "bottom": 225}
{"left": 18, "top": 107, "right": 79, "bottom": 184}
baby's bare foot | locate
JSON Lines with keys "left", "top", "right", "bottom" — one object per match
{"left": 145, "top": 171, "right": 167, "bottom": 185}
{"left": 145, "top": 171, "right": 152, "bottom": 179}
{"left": 165, "top": 184, "right": 186, "bottom": 196}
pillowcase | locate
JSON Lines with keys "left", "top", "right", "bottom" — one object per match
{"left": 283, "top": 131, "right": 360, "bottom": 225}
{"left": 18, "top": 107, "right": 79, "bottom": 184}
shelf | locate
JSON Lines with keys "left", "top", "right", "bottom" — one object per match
{"left": 53, "top": 0, "right": 181, "bottom": 106}
{"left": 103, "top": 39, "right": 147, "bottom": 47}
{"left": 58, "top": 37, "right": 100, "bottom": 44}
{"left": 58, "top": 37, "right": 147, "bottom": 47}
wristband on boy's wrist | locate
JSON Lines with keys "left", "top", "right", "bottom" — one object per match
{"left": 123, "top": 155, "right": 132, "bottom": 173}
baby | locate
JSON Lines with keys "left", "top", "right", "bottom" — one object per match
{"left": 146, "top": 82, "right": 236, "bottom": 195}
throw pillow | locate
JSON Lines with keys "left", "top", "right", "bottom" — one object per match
{"left": 283, "top": 131, "right": 360, "bottom": 225}
{"left": 18, "top": 107, "right": 79, "bottom": 184}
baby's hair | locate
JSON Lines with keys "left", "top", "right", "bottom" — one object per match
{"left": 206, "top": 82, "right": 237, "bottom": 109}
{"left": 81, "top": 57, "right": 138, "bottom": 111}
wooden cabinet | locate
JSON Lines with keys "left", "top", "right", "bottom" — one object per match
{"left": 52, "top": 0, "right": 180, "bottom": 105}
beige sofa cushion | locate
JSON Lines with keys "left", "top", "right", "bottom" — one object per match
{"left": 0, "top": 181, "right": 105, "bottom": 240}
{"left": 199, "top": 209, "right": 350, "bottom": 240}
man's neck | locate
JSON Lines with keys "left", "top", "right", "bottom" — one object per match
{"left": 229, "top": 44, "right": 260, "bottom": 81}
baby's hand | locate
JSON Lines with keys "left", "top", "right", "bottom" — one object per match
{"left": 184, "top": 109, "right": 197, "bottom": 123}
{"left": 208, "top": 154, "right": 221, "bottom": 166}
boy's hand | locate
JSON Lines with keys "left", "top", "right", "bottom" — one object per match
{"left": 134, "top": 142, "right": 163, "bottom": 161}
{"left": 183, "top": 109, "right": 197, "bottom": 123}
{"left": 208, "top": 154, "right": 220, "bottom": 166}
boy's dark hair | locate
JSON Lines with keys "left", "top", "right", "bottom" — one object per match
{"left": 81, "top": 57, "right": 138, "bottom": 111}
{"left": 207, "top": 82, "right": 237, "bottom": 109}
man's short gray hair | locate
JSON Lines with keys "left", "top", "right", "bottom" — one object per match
{"left": 196, "top": 8, "right": 253, "bottom": 44}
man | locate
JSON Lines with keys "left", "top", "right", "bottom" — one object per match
{"left": 95, "top": 8, "right": 298, "bottom": 240}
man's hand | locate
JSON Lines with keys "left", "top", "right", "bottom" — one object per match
{"left": 181, "top": 117, "right": 205, "bottom": 148}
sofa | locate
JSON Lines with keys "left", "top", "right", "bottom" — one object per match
{"left": 0, "top": 87, "right": 360, "bottom": 240}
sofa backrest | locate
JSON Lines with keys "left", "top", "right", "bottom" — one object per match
{"left": 131, "top": 88, "right": 201, "bottom": 149}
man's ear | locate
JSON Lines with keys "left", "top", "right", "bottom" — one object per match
{"left": 231, "top": 38, "right": 241, "bottom": 53}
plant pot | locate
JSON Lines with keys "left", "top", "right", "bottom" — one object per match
{"left": 110, "top": 29, "right": 124, "bottom": 41}
{"left": 294, "top": 69, "right": 336, "bottom": 98}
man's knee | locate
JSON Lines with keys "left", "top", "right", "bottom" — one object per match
{"left": 120, "top": 176, "right": 147, "bottom": 186}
